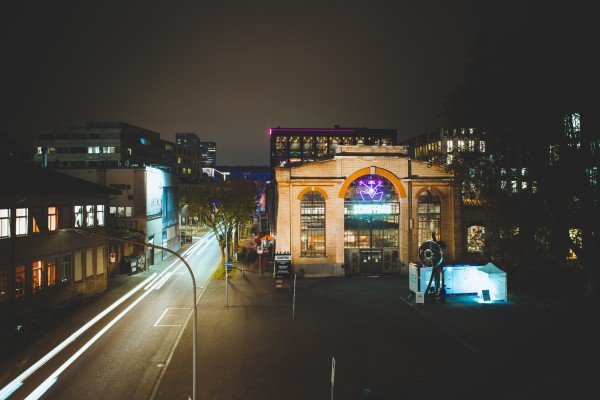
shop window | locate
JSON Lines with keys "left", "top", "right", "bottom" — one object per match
{"left": 15, "top": 266, "right": 25, "bottom": 298}
{"left": 47, "top": 259, "right": 57, "bottom": 287}
{"left": 0, "top": 268, "right": 8, "bottom": 302}
{"left": 0, "top": 209, "right": 10, "bottom": 238}
{"left": 300, "top": 191, "right": 326, "bottom": 257}
{"left": 96, "top": 205, "right": 105, "bottom": 226}
{"left": 61, "top": 255, "right": 72, "bottom": 284}
{"left": 16, "top": 208, "right": 28, "bottom": 235}
{"left": 417, "top": 191, "right": 441, "bottom": 245}
{"left": 48, "top": 206, "right": 58, "bottom": 231}
{"left": 74, "top": 205, "right": 83, "bottom": 227}
{"left": 467, "top": 226, "right": 485, "bottom": 253}
{"left": 32, "top": 260, "right": 44, "bottom": 293}
{"left": 86, "top": 205, "right": 95, "bottom": 227}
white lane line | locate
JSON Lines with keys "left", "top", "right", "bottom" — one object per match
{"left": 0, "top": 273, "right": 158, "bottom": 400}
{"left": 153, "top": 308, "right": 190, "bottom": 327}
{"left": 24, "top": 278, "right": 161, "bottom": 400}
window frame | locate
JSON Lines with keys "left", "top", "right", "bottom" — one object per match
{"left": 300, "top": 191, "right": 326, "bottom": 258}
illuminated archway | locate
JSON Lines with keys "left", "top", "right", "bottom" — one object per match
{"left": 338, "top": 167, "right": 406, "bottom": 199}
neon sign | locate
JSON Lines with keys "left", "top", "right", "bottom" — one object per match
{"left": 358, "top": 180, "right": 384, "bottom": 201}
{"left": 352, "top": 203, "right": 392, "bottom": 215}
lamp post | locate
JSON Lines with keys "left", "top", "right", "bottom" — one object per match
{"left": 58, "top": 228, "right": 199, "bottom": 400}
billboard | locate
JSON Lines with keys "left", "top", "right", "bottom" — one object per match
{"left": 146, "top": 167, "right": 163, "bottom": 217}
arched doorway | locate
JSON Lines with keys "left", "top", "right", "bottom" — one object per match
{"left": 343, "top": 174, "right": 400, "bottom": 274}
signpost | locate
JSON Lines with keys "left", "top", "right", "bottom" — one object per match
{"left": 225, "top": 261, "right": 233, "bottom": 307}
{"left": 274, "top": 253, "right": 292, "bottom": 290}
{"left": 331, "top": 357, "right": 335, "bottom": 400}
{"left": 257, "top": 246, "right": 263, "bottom": 277}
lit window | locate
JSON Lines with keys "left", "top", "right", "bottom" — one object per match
{"left": 110, "top": 206, "right": 117, "bottom": 215}
{"left": 568, "top": 228, "right": 581, "bottom": 260}
{"left": 417, "top": 191, "right": 441, "bottom": 245}
{"left": 48, "top": 206, "right": 58, "bottom": 231}
{"left": 446, "top": 154, "right": 454, "bottom": 165}
{"left": 300, "top": 191, "right": 326, "bottom": 257}
{"left": 125, "top": 206, "right": 133, "bottom": 217}
{"left": 47, "top": 259, "right": 57, "bottom": 287}
{"left": 457, "top": 140, "right": 465, "bottom": 151}
{"left": 140, "top": 137, "right": 147, "bottom": 145}
{"left": 446, "top": 140, "right": 454, "bottom": 152}
{"left": 177, "top": 157, "right": 182, "bottom": 164}
{"left": 127, "top": 148, "right": 132, "bottom": 155}
{"left": 467, "top": 225, "right": 485, "bottom": 253}
{"left": 74, "top": 205, "right": 83, "bottom": 227}
{"left": 16, "top": 208, "right": 28, "bottom": 236}
{"left": 32, "top": 260, "right": 44, "bottom": 293}
{"left": 521, "top": 181, "right": 528, "bottom": 190}
{"left": 521, "top": 168, "right": 527, "bottom": 176}
{"left": 0, "top": 209, "right": 10, "bottom": 238}
{"left": 15, "top": 266, "right": 25, "bottom": 298}
{"left": 96, "top": 205, "right": 105, "bottom": 226}
{"left": 102, "top": 146, "right": 116, "bottom": 153}
{"left": 511, "top": 181, "right": 518, "bottom": 193}
{"left": 587, "top": 167, "right": 598, "bottom": 187}
{"left": 479, "top": 141, "right": 486, "bottom": 152}
{"left": 468, "top": 141, "right": 475, "bottom": 152}
{"left": 86, "top": 205, "right": 95, "bottom": 227}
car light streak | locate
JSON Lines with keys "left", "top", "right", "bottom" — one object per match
{"left": 0, "top": 273, "right": 158, "bottom": 400}
{"left": 24, "top": 280, "right": 158, "bottom": 400}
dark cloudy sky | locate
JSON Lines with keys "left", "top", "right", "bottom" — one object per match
{"left": 0, "top": 1, "right": 570, "bottom": 165}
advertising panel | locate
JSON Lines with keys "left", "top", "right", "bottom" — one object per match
{"left": 146, "top": 167, "right": 163, "bottom": 217}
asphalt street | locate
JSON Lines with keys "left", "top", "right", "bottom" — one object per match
{"left": 0, "top": 230, "right": 220, "bottom": 400}
{"left": 157, "top": 273, "right": 600, "bottom": 400}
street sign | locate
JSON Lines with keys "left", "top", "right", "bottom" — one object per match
{"left": 331, "top": 357, "right": 335, "bottom": 386}
{"left": 256, "top": 246, "right": 263, "bottom": 254}
{"left": 225, "top": 262, "right": 233, "bottom": 266}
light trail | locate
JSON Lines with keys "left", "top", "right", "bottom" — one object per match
{"left": 0, "top": 273, "right": 158, "bottom": 400}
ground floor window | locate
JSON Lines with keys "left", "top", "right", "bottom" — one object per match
{"left": 0, "top": 268, "right": 8, "bottom": 302}
{"left": 417, "top": 191, "right": 441, "bottom": 245}
{"left": 300, "top": 191, "right": 326, "bottom": 257}
{"left": 32, "top": 260, "right": 44, "bottom": 293}
{"left": 61, "top": 255, "right": 72, "bottom": 284}
{"left": 15, "top": 266, "right": 25, "bottom": 298}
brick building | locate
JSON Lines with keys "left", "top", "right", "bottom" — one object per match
{"left": 274, "top": 145, "right": 462, "bottom": 277}
{"left": 0, "top": 160, "right": 118, "bottom": 356}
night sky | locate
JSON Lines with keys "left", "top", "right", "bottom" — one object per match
{"left": 0, "top": 1, "right": 576, "bottom": 165}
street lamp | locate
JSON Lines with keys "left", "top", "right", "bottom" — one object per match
{"left": 58, "top": 228, "right": 199, "bottom": 400}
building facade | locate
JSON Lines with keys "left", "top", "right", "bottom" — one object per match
{"left": 175, "top": 133, "right": 216, "bottom": 169}
{"left": 1, "top": 161, "right": 118, "bottom": 356}
{"left": 56, "top": 167, "right": 180, "bottom": 268}
{"left": 274, "top": 145, "right": 462, "bottom": 277}
{"left": 33, "top": 121, "right": 176, "bottom": 170}
{"left": 270, "top": 126, "right": 397, "bottom": 167}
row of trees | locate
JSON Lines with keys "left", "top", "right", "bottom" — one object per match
{"left": 442, "top": 10, "right": 598, "bottom": 296}
{"left": 181, "top": 178, "right": 257, "bottom": 273}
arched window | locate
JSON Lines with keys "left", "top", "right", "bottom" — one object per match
{"left": 300, "top": 191, "right": 325, "bottom": 257}
{"left": 417, "top": 190, "right": 441, "bottom": 245}
{"left": 467, "top": 225, "right": 485, "bottom": 253}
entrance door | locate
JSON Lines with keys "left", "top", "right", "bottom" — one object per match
{"left": 359, "top": 249, "right": 383, "bottom": 275}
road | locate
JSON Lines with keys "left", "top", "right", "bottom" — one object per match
{"left": 0, "top": 230, "right": 220, "bottom": 400}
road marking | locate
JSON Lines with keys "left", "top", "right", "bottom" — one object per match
{"left": 24, "top": 280, "right": 159, "bottom": 400}
{"left": 153, "top": 308, "right": 190, "bottom": 327}
{"left": 0, "top": 272, "right": 159, "bottom": 400}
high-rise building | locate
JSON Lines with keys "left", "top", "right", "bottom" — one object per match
{"left": 269, "top": 126, "right": 397, "bottom": 167}
{"left": 175, "top": 133, "right": 216, "bottom": 168}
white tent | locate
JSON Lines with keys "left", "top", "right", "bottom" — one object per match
{"left": 477, "top": 262, "right": 507, "bottom": 301}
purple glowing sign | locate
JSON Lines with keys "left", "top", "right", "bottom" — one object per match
{"left": 358, "top": 180, "right": 384, "bottom": 201}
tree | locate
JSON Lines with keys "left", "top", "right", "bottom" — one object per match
{"left": 181, "top": 179, "right": 257, "bottom": 272}
{"left": 442, "top": 10, "right": 599, "bottom": 297}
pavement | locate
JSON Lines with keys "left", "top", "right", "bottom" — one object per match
{"left": 156, "top": 268, "right": 600, "bottom": 400}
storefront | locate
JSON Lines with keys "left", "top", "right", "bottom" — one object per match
{"left": 274, "top": 145, "right": 463, "bottom": 277}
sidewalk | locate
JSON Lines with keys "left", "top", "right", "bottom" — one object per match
{"left": 0, "top": 242, "right": 193, "bottom": 387}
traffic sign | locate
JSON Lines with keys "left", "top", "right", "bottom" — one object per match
{"left": 256, "top": 246, "right": 263, "bottom": 254}
{"left": 225, "top": 262, "right": 233, "bottom": 266}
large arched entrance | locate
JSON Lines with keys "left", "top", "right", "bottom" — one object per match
{"left": 343, "top": 174, "right": 400, "bottom": 274}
